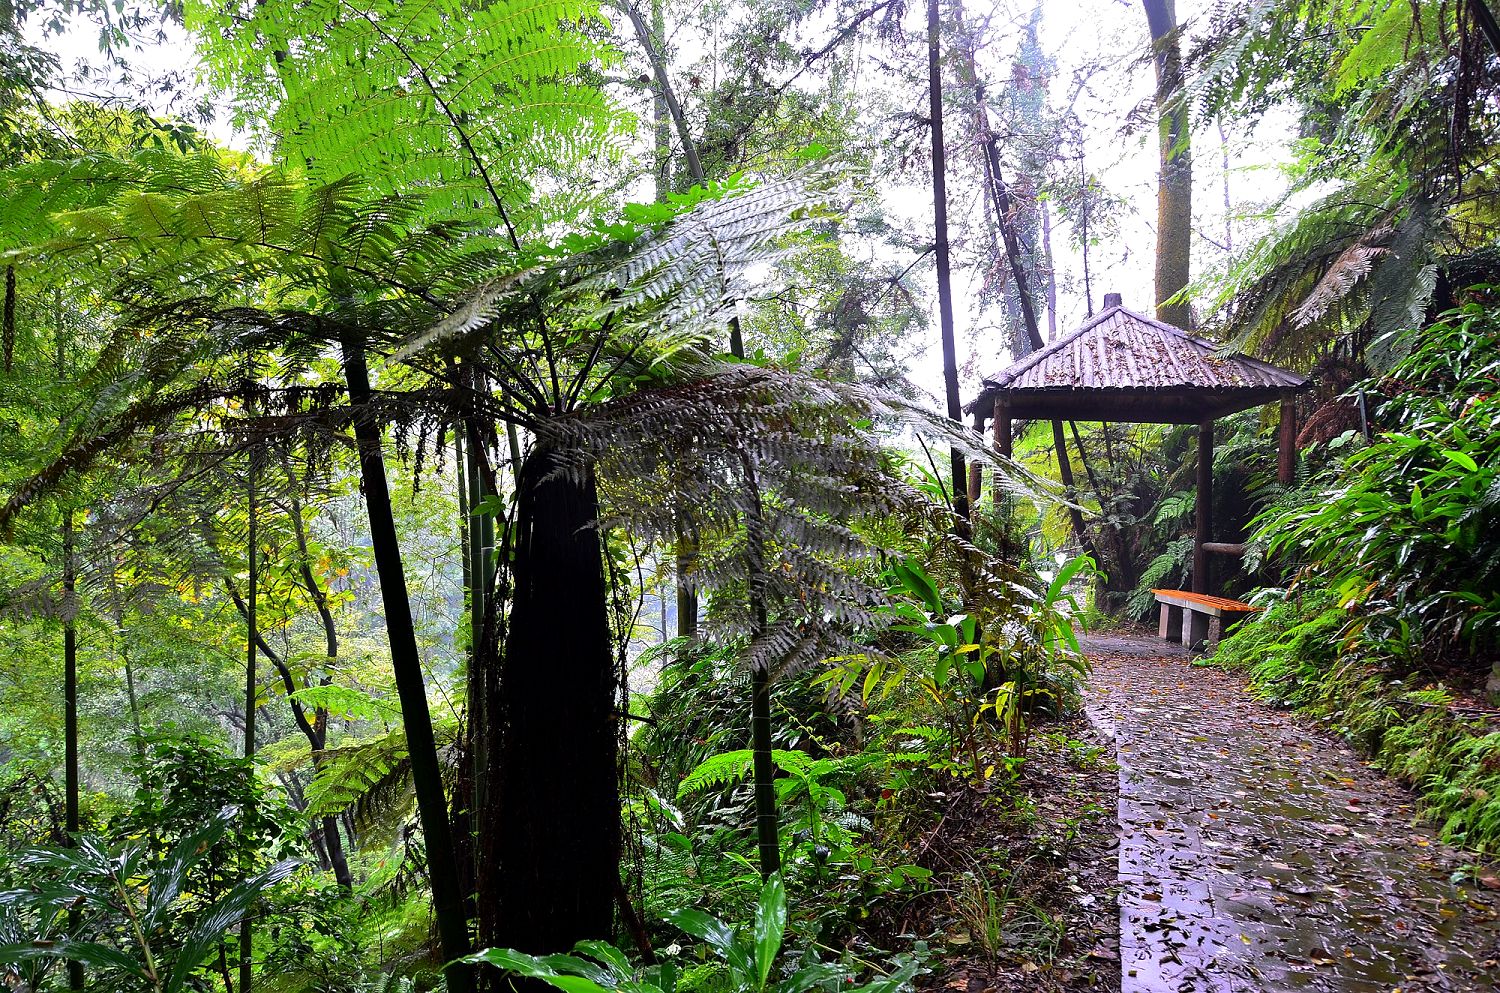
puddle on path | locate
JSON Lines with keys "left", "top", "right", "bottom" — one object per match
{"left": 1084, "top": 635, "right": 1500, "bottom": 992}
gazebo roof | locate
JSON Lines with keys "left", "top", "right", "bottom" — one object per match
{"left": 965, "top": 296, "right": 1310, "bottom": 424}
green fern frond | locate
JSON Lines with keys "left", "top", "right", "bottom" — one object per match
{"left": 676, "top": 748, "right": 813, "bottom": 798}
{"left": 287, "top": 684, "right": 401, "bottom": 723}
{"left": 187, "top": 0, "right": 630, "bottom": 233}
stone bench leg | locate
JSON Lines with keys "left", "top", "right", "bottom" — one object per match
{"left": 1185, "top": 608, "right": 1210, "bottom": 650}
{"left": 1206, "top": 615, "right": 1223, "bottom": 651}
{"left": 1159, "top": 603, "right": 1183, "bottom": 641}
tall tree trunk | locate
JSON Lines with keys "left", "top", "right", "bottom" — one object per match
{"left": 740, "top": 451, "right": 780, "bottom": 879}
{"left": 463, "top": 402, "right": 496, "bottom": 924}
{"left": 624, "top": 3, "right": 710, "bottom": 633}
{"left": 625, "top": 0, "right": 704, "bottom": 185}
{"left": 487, "top": 445, "right": 619, "bottom": 954}
{"left": 650, "top": 0, "right": 672, "bottom": 198}
{"left": 55, "top": 302, "right": 83, "bottom": 992}
{"left": 106, "top": 562, "right": 146, "bottom": 764}
{"left": 340, "top": 335, "right": 473, "bottom": 993}
{"left": 675, "top": 525, "right": 698, "bottom": 638}
{"left": 1041, "top": 203, "right": 1059, "bottom": 341}
{"left": 1144, "top": 0, "right": 1192, "bottom": 329}
{"left": 928, "top": 0, "right": 968, "bottom": 520}
{"left": 3, "top": 264, "right": 14, "bottom": 372}
{"left": 62, "top": 508, "right": 82, "bottom": 993}
{"left": 956, "top": 8, "right": 1093, "bottom": 556}
{"left": 240, "top": 433, "right": 259, "bottom": 993}
{"left": 279, "top": 453, "right": 356, "bottom": 892}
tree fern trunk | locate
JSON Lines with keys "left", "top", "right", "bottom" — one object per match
{"left": 487, "top": 444, "right": 618, "bottom": 955}
{"left": 740, "top": 450, "right": 781, "bottom": 879}
{"left": 750, "top": 666, "right": 779, "bottom": 878}
{"left": 341, "top": 334, "right": 473, "bottom": 993}
{"left": 463, "top": 410, "right": 495, "bottom": 934}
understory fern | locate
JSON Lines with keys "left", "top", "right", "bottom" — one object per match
{"left": 1126, "top": 537, "right": 1194, "bottom": 618}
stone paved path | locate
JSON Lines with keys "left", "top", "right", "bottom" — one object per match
{"left": 1083, "top": 634, "right": 1500, "bottom": 992}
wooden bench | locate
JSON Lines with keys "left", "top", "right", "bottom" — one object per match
{"left": 1152, "top": 589, "right": 1262, "bottom": 651}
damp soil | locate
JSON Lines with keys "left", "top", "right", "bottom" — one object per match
{"left": 1084, "top": 633, "right": 1500, "bottom": 992}
{"left": 880, "top": 713, "right": 1122, "bottom": 992}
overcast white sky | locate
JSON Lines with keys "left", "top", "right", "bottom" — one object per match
{"left": 27, "top": 0, "right": 1296, "bottom": 407}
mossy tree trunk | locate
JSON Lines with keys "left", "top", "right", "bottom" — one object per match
{"left": 1144, "top": 0, "right": 1192, "bottom": 330}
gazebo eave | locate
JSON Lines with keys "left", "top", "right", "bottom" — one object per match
{"left": 969, "top": 383, "right": 1314, "bottom": 426}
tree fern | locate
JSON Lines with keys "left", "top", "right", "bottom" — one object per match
{"left": 1192, "top": 0, "right": 1487, "bottom": 366}
{"left": 304, "top": 717, "right": 459, "bottom": 846}
{"left": 188, "top": 0, "right": 629, "bottom": 235}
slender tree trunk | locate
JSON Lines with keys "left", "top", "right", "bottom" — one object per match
{"left": 1041, "top": 203, "right": 1059, "bottom": 341}
{"left": 625, "top": 0, "right": 704, "bottom": 185}
{"left": 1144, "top": 0, "right": 1192, "bottom": 329}
{"left": 62, "top": 508, "right": 83, "bottom": 993}
{"left": 464, "top": 400, "right": 497, "bottom": 925}
{"left": 928, "top": 0, "right": 968, "bottom": 520}
{"left": 120, "top": 643, "right": 145, "bottom": 762}
{"left": 956, "top": 9, "right": 1092, "bottom": 556}
{"left": 3, "top": 265, "right": 14, "bottom": 372}
{"left": 488, "top": 445, "right": 618, "bottom": 954}
{"left": 675, "top": 526, "right": 698, "bottom": 638}
{"left": 454, "top": 425, "right": 477, "bottom": 895}
{"left": 340, "top": 334, "right": 473, "bottom": 992}
{"left": 624, "top": 5, "right": 710, "bottom": 632}
{"left": 739, "top": 451, "right": 780, "bottom": 879}
{"left": 1079, "top": 156, "right": 1094, "bottom": 316}
{"left": 650, "top": 0, "right": 672, "bottom": 198}
{"left": 55, "top": 303, "right": 83, "bottom": 992}
{"left": 107, "top": 562, "right": 146, "bottom": 764}
{"left": 1218, "top": 121, "right": 1233, "bottom": 252}
{"left": 240, "top": 413, "right": 259, "bottom": 993}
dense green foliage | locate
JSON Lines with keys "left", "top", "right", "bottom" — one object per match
{"left": 1216, "top": 299, "right": 1500, "bottom": 849}
{"left": 2, "top": 0, "right": 1499, "bottom": 989}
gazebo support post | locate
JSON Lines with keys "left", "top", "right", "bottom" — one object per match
{"left": 1277, "top": 397, "right": 1297, "bottom": 486}
{"left": 991, "top": 397, "right": 1010, "bottom": 502}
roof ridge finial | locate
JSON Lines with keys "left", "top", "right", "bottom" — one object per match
{"left": 1103, "top": 292, "right": 1123, "bottom": 309}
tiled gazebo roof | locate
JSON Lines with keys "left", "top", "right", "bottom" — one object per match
{"left": 965, "top": 295, "right": 1309, "bottom": 424}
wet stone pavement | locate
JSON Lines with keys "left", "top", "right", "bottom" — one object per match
{"left": 1083, "top": 634, "right": 1500, "bottom": 992}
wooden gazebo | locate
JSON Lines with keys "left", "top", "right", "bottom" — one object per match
{"left": 965, "top": 293, "right": 1311, "bottom": 596}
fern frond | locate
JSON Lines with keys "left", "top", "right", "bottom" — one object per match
{"left": 187, "top": 0, "right": 630, "bottom": 234}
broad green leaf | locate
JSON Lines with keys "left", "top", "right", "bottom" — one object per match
{"left": 573, "top": 940, "right": 632, "bottom": 978}
{"left": 663, "top": 908, "right": 753, "bottom": 980}
{"left": 753, "top": 873, "right": 786, "bottom": 989}
{"left": 1441, "top": 449, "right": 1479, "bottom": 472}
{"left": 0, "top": 939, "right": 152, "bottom": 981}
{"left": 1047, "top": 554, "right": 1095, "bottom": 606}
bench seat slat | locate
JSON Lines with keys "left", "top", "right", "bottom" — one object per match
{"left": 1151, "top": 589, "right": 1261, "bottom": 615}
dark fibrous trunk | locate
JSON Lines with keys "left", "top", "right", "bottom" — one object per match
{"left": 486, "top": 445, "right": 619, "bottom": 955}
